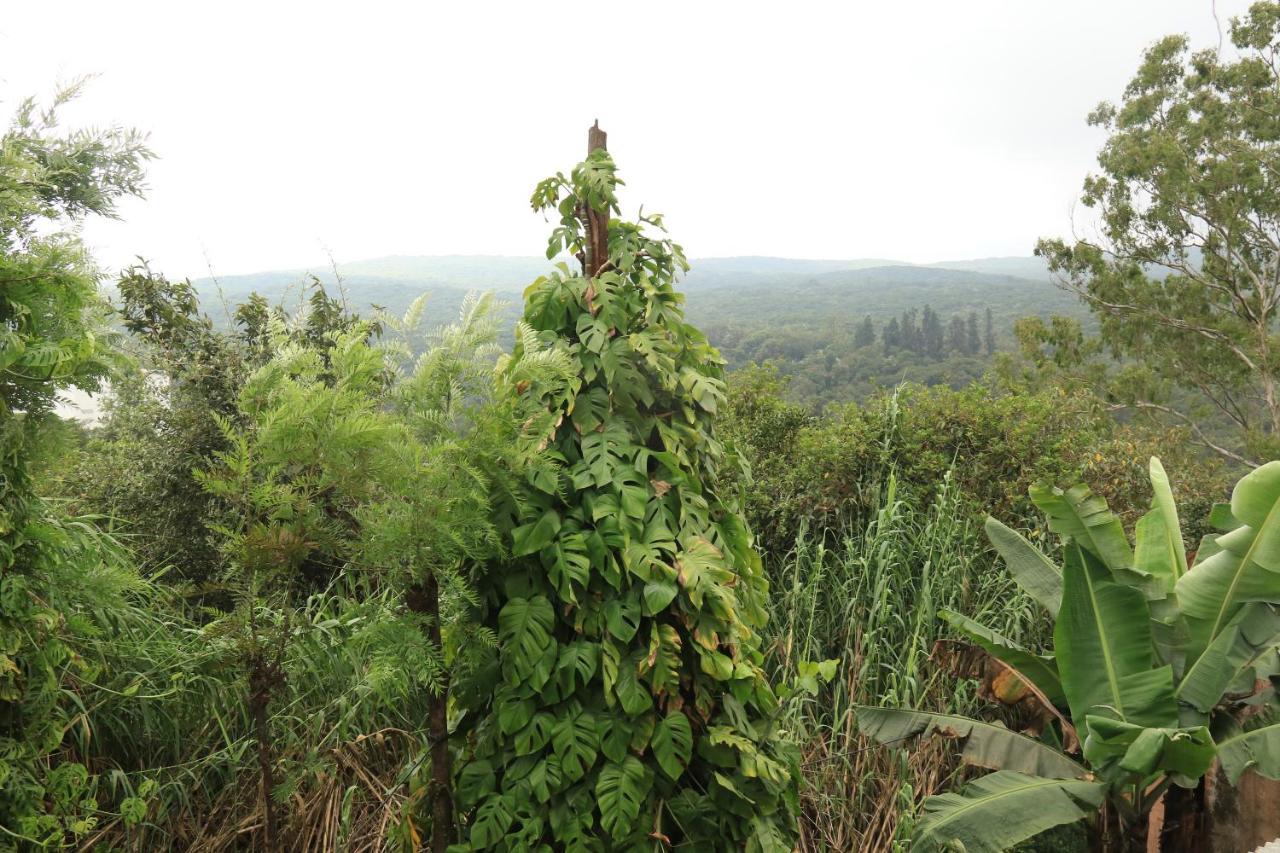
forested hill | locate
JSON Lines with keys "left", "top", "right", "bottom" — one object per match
{"left": 192, "top": 253, "right": 1056, "bottom": 304}
{"left": 684, "top": 263, "right": 1073, "bottom": 322}
{"left": 191, "top": 253, "right": 1086, "bottom": 404}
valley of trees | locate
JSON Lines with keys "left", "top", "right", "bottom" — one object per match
{"left": 6, "top": 6, "right": 1280, "bottom": 853}
{"left": 191, "top": 257, "right": 1081, "bottom": 409}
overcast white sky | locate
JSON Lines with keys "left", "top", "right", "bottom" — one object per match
{"left": 1, "top": 0, "right": 1252, "bottom": 279}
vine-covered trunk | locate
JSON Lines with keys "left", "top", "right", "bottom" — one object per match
{"left": 451, "top": 125, "right": 799, "bottom": 850}
{"left": 407, "top": 577, "right": 453, "bottom": 852}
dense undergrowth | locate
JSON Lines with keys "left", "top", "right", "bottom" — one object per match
{"left": 40, "top": 464, "right": 1059, "bottom": 852}
{"left": 41, "top": 379, "right": 1120, "bottom": 851}
{"left": 762, "top": 470, "right": 1050, "bottom": 850}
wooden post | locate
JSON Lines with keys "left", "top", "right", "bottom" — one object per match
{"left": 588, "top": 120, "right": 607, "bottom": 155}
{"left": 583, "top": 120, "right": 609, "bottom": 278}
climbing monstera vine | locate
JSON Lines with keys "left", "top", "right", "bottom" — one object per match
{"left": 452, "top": 138, "right": 799, "bottom": 850}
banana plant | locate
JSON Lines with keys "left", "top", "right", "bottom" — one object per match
{"left": 857, "top": 458, "right": 1280, "bottom": 852}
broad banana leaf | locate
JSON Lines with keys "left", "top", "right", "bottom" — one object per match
{"left": 1056, "top": 545, "right": 1177, "bottom": 733}
{"left": 1176, "top": 462, "right": 1280, "bottom": 666}
{"left": 1206, "top": 501, "right": 1243, "bottom": 533}
{"left": 1030, "top": 482, "right": 1133, "bottom": 573}
{"left": 1135, "top": 512, "right": 1182, "bottom": 596}
{"left": 1195, "top": 532, "right": 1223, "bottom": 564}
{"left": 1082, "top": 715, "right": 1215, "bottom": 780}
{"left": 940, "top": 609, "right": 1064, "bottom": 705}
{"left": 1176, "top": 603, "right": 1280, "bottom": 725}
{"left": 1190, "top": 506, "right": 1237, "bottom": 567}
{"left": 1216, "top": 714, "right": 1280, "bottom": 783}
{"left": 985, "top": 516, "right": 1062, "bottom": 614}
{"left": 1133, "top": 461, "right": 1194, "bottom": 669}
{"left": 1143, "top": 457, "right": 1189, "bottom": 587}
{"left": 907, "top": 770, "right": 1105, "bottom": 853}
{"left": 855, "top": 706, "right": 1089, "bottom": 779}
{"left": 1149, "top": 595, "right": 1191, "bottom": 676}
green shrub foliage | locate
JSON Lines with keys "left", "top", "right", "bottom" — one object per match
{"left": 455, "top": 149, "right": 799, "bottom": 850}
{"left": 0, "top": 84, "right": 151, "bottom": 845}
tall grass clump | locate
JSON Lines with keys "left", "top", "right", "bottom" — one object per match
{"left": 764, "top": 467, "right": 1053, "bottom": 851}
{"left": 60, "top": 575, "right": 435, "bottom": 851}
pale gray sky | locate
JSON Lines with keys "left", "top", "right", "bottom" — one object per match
{"left": 1, "top": 0, "right": 1251, "bottom": 278}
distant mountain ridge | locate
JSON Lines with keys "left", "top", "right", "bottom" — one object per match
{"left": 192, "top": 253, "right": 1051, "bottom": 299}
{"left": 188, "top": 253, "right": 1073, "bottom": 342}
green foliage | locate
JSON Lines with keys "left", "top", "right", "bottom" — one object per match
{"left": 13, "top": 73, "right": 1263, "bottom": 853}
{"left": 1036, "top": 1, "right": 1280, "bottom": 466}
{"left": 858, "top": 458, "right": 1280, "bottom": 851}
{"left": 761, "top": 465, "right": 1051, "bottom": 849}
{"left": 709, "top": 302, "right": 1002, "bottom": 406}
{"left": 192, "top": 288, "right": 558, "bottom": 846}
{"left": 0, "top": 83, "right": 151, "bottom": 846}
{"left": 57, "top": 269, "right": 369, "bottom": 585}
{"left": 60, "top": 289, "right": 552, "bottom": 850}
{"left": 905, "top": 771, "right": 1105, "bottom": 853}
{"left": 723, "top": 373, "right": 1232, "bottom": 555}
{"left": 58, "top": 577, "right": 459, "bottom": 850}
{"left": 455, "top": 149, "right": 799, "bottom": 850}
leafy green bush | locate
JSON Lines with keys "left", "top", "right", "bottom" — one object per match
{"left": 723, "top": 374, "right": 1231, "bottom": 553}
{"left": 0, "top": 83, "right": 151, "bottom": 846}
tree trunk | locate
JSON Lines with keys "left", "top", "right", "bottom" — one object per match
{"left": 1262, "top": 368, "right": 1280, "bottom": 440}
{"left": 407, "top": 576, "right": 453, "bottom": 852}
{"left": 248, "top": 657, "right": 278, "bottom": 849}
{"left": 1158, "top": 782, "right": 1207, "bottom": 852}
{"left": 1205, "top": 763, "right": 1280, "bottom": 852}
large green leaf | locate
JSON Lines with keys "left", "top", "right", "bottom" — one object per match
{"left": 1176, "top": 462, "right": 1280, "bottom": 664}
{"left": 1082, "top": 716, "right": 1215, "bottom": 779}
{"left": 1176, "top": 603, "right": 1280, "bottom": 723}
{"left": 1030, "top": 482, "right": 1133, "bottom": 573}
{"left": 908, "top": 771, "right": 1105, "bottom": 853}
{"left": 470, "top": 794, "right": 517, "bottom": 847}
{"left": 651, "top": 711, "right": 693, "bottom": 780}
{"left": 552, "top": 708, "right": 599, "bottom": 783}
{"left": 595, "top": 755, "right": 651, "bottom": 840}
{"left": 855, "top": 706, "right": 1088, "bottom": 779}
{"left": 984, "top": 517, "right": 1062, "bottom": 614}
{"left": 497, "top": 596, "right": 557, "bottom": 687}
{"left": 512, "top": 509, "right": 562, "bottom": 556}
{"left": 1134, "top": 512, "right": 1178, "bottom": 594}
{"left": 1143, "top": 457, "right": 1189, "bottom": 587}
{"left": 940, "top": 609, "right": 1064, "bottom": 705}
{"left": 1216, "top": 715, "right": 1280, "bottom": 783}
{"left": 1056, "top": 546, "right": 1176, "bottom": 733}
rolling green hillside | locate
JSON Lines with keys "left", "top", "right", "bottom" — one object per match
{"left": 684, "top": 263, "right": 1075, "bottom": 323}
{"left": 193, "top": 254, "right": 1075, "bottom": 325}
{"left": 190, "top": 254, "right": 1086, "bottom": 405}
